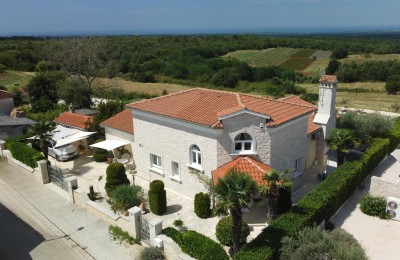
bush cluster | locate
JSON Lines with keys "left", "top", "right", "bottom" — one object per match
{"left": 149, "top": 180, "right": 167, "bottom": 215}
{"left": 216, "top": 216, "right": 250, "bottom": 247}
{"left": 360, "top": 194, "right": 390, "bottom": 219}
{"left": 140, "top": 247, "right": 165, "bottom": 260}
{"left": 105, "top": 163, "right": 130, "bottom": 196}
{"left": 93, "top": 147, "right": 108, "bottom": 162}
{"left": 5, "top": 141, "right": 44, "bottom": 168}
{"left": 235, "top": 132, "right": 399, "bottom": 259}
{"left": 108, "top": 185, "right": 143, "bottom": 213}
{"left": 194, "top": 192, "right": 212, "bottom": 219}
{"left": 163, "top": 227, "right": 229, "bottom": 260}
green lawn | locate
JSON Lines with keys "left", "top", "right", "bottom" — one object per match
{"left": 0, "top": 70, "right": 34, "bottom": 90}
{"left": 340, "top": 53, "right": 400, "bottom": 64}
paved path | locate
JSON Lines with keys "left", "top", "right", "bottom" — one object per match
{"left": 331, "top": 148, "right": 400, "bottom": 260}
{"left": 0, "top": 158, "right": 138, "bottom": 260}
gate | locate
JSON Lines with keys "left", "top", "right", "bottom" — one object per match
{"left": 48, "top": 165, "right": 68, "bottom": 191}
{"left": 140, "top": 216, "right": 150, "bottom": 243}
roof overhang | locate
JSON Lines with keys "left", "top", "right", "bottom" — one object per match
{"left": 89, "top": 139, "right": 131, "bottom": 151}
{"left": 218, "top": 109, "right": 270, "bottom": 120}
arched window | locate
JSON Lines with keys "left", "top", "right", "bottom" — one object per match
{"left": 234, "top": 133, "right": 253, "bottom": 153}
{"left": 190, "top": 145, "right": 202, "bottom": 166}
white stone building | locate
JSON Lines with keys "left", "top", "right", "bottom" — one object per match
{"left": 101, "top": 75, "right": 337, "bottom": 198}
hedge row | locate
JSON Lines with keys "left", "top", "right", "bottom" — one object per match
{"left": 5, "top": 141, "right": 44, "bottom": 168}
{"left": 235, "top": 134, "right": 398, "bottom": 259}
{"left": 163, "top": 227, "right": 229, "bottom": 260}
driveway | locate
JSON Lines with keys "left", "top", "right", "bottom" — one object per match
{"left": 331, "top": 148, "right": 400, "bottom": 260}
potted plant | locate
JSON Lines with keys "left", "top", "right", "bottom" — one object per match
{"left": 107, "top": 151, "right": 114, "bottom": 163}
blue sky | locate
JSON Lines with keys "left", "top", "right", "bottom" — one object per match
{"left": 1, "top": 0, "right": 399, "bottom": 35}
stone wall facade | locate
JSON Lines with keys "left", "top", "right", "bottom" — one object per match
{"left": 132, "top": 109, "right": 310, "bottom": 198}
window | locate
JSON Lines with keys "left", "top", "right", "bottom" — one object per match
{"left": 150, "top": 154, "right": 162, "bottom": 169}
{"left": 234, "top": 133, "right": 253, "bottom": 153}
{"left": 190, "top": 145, "right": 202, "bottom": 166}
{"left": 171, "top": 161, "right": 180, "bottom": 178}
{"left": 294, "top": 157, "right": 302, "bottom": 178}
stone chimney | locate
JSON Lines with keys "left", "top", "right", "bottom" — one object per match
{"left": 68, "top": 103, "right": 75, "bottom": 113}
{"left": 313, "top": 75, "right": 337, "bottom": 139}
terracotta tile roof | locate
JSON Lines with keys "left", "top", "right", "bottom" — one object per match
{"left": 319, "top": 75, "right": 338, "bottom": 83}
{"left": 278, "top": 95, "right": 315, "bottom": 108}
{"left": 127, "top": 88, "right": 315, "bottom": 128}
{"left": 53, "top": 112, "right": 93, "bottom": 130}
{"left": 307, "top": 113, "right": 321, "bottom": 135}
{"left": 100, "top": 109, "right": 134, "bottom": 134}
{"left": 212, "top": 156, "right": 273, "bottom": 186}
{"left": 0, "top": 90, "right": 13, "bottom": 100}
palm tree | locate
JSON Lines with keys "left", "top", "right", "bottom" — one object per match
{"left": 214, "top": 169, "right": 257, "bottom": 256}
{"left": 327, "top": 128, "right": 355, "bottom": 166}
{"left": 259, "top": 169, "right": 285, "bottom": 220}
{"left": 28, "top": 121, "right": 56, "bottom": 160}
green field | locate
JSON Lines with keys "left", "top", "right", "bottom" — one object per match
{"left": 223, "top": 48, "right": 332, "bottom": 75}
{"left": 299, "top": 82, "right": 400, "bottom": 112}
{"left": 340, "top": 53, "right": 400, "bottom": 64}
{"left": 0, "top": 70, "right": 34, "bottom": 90}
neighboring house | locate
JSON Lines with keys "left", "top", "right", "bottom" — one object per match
{"left": 0, "top": 90, "right": 15, "bottom": 116}
{"left": 0, "top": 91, "right": 35, "bottom": 140}
{"left": 0, "top": 111, "right": 36, "bottom": 140}
{"left": 100, "top": 109, "right": 134, "bottom": 156}
{"left": 53, "top": 112, "right": 93, "bottom": 131}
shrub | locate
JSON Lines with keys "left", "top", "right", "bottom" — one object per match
{"left": 5, "top": 141, "right": 44, "bottom": 168}
{"left": 149, "top": 180, "right": 167, "bottom": 215}
{"left": 140, "top": 247, "right": 165, "bottom": 260}
{"left": 105, "top": 163, "right": 130, "bottom": 196}
{"left": 194, "top": 192, "right": 212, "bottom": 218}
{"left": 108, "top": 225, "right": 140, "bottom": 245}
{"left": 162, "top": 227, "right": 180, "bottom": 241}
{"left": 93, "top": 147, "right": 108, "bottom": 162}
{"left": 360, "top": 194, "right": 389, "bottom": 219}
{"left": 235, "top": 137, "right": 394, "bottom": 260}
{"left": 108, "top": 185, "right": 143, "bottom": 213}
{"left": 280, "top": 226, "right": 366, "bottom": 260}
{"left": 178, "top": 230, "right": 229, "bottom": 260}
{"left": 216, "top": 216, "right": 250, "bottom": 247}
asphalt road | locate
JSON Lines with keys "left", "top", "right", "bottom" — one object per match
{"left": 0, "top": 165, "right": 91, "bottom": 260}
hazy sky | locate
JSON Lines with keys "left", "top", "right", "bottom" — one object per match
{"left": 1, "top": 0, "right": 399, "bottom": 35}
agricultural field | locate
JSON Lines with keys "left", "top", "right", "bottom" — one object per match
{"left": 95, "top": 77, "right": 190, "bottom": 95}
{"left": 299, "top": 82, "right": 400, "bottom": 113}
{"left": 340, "top": 53, "right": 400, "bottom": 64}
{"left": 0, "top": 70, "right": 33, "bottom": 90}
{"left": 223, "top": 48, "right": 332, "bottom": 76}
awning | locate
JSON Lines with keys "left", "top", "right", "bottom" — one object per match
{"left": 54, "top": 131, "right": 96, "bottom": 148}
{"left": 89, "top": 139, "right": 131, "bottom": 151}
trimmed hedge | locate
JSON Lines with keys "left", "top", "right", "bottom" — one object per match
{"left": 105, "top": 163, "right": 130, "bottom": 196}
{"left": 216, "top": 216, "right": 250, "bottom": 247}
{"left": 360, "top": 194, "right": 389, "bottom": 219}
{"left": 194, "top": 192, "right": 212, "bottom": 219}
{"left": 149, "top": 180, "right": 167, "bottom": 215}
{"left": 93, "top": 147, "right": 108, "bottom": 162}
{"left": 5, "top": 141, "right": 44, "bottom": 168}
{"left": 235, "top": 136, "right": 395, "bottom": 260}
{"left": 163, "top": 227, "right": 229, "bottom": 260}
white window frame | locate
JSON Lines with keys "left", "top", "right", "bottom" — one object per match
{"left": 233, "top": 133, "right": 254, "bottom": 154}
{"left": 294, "top": 157, "right": 302, "bottom": 178}
{"left": 171, "top": 161, "right": 181, "bottom": 182}
{"left": 150, "top": 153, "right": 162, "bottom": 170}
{"left": 190, "top": 145, "right": 202, "bottom": 167}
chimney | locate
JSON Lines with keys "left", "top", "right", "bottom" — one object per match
{"left": 10, "top": 108, "right": 25, "bottom": 118}
{"left": 68, "top": 103, "right": 75, "bottom": 113}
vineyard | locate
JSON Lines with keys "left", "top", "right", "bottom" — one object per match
{"left": 223, "top": 48, "right": 332, "bottom": 74}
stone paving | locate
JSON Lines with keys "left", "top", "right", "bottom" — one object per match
{"left": 331, "top": 148, "right": 400, "bottom": 260}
